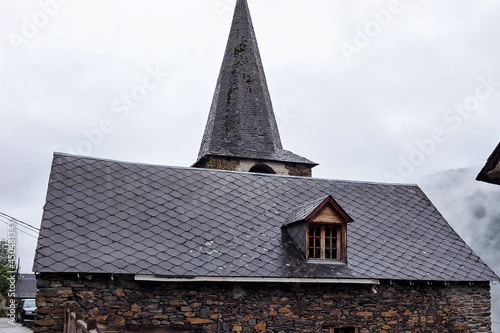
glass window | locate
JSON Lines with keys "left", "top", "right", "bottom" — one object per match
{"left": 308, "top": 225, "right": 340, "bottom": 260}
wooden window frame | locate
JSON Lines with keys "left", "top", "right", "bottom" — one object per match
{"left": 306, "top": 222, "right": 347, "bottom": 263}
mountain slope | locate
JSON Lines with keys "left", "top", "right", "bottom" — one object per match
{"left": 419, "top": 168, "right": 500, "bottom": 331}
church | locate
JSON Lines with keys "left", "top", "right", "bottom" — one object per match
{"left": 34, "top": 1, "right": 497, "bottom": 332}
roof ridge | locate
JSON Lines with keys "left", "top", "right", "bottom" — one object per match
{"left": 54, "top": 152, "right": 417, "bottom": 187}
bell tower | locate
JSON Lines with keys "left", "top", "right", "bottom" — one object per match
{"left": 193, "top": 0, "right": 317, "bottom": 177}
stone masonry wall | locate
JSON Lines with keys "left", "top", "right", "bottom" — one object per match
{"left": 35, "top": 274, "right": 492, "bottom": 333}
{"left": 194, "top": 156, "right": 313, "bottom": 177}
{"left": 195, "top": 156, "right": 240, "bottom": 172}
{"left": 284, "top": 164, "right": 312, "bottom": 178}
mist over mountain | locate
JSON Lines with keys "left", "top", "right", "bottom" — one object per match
{"left": 418, "top": 168, "right": 500, "bottom": 331}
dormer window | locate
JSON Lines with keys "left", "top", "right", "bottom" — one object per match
{"left": 283, "top": 195, "right": 353, "bottom": 264}
{"left": 308, "top": 225, "right": 341, "bottom": 261}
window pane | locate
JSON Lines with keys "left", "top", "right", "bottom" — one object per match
{"left": 332, "top": 227, "right": 338, "bottom": 249}
{"left": 309, "top": 224, "right": 343, "bottom": 260}
{"left": 308, "top": 225, "right": 321, "bottom": 259}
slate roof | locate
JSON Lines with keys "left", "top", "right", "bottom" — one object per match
{"left": 284, "top": 196, "right": 331, "bottom": 227}
{"left": 15, "top": 274, "right": 36, "bottom": 299}
{"left": 283, "top": 196, "right": 352, "bottom": 227}
{"left": 195, "top": 0, "right": 316, "bottom": 167}
{"left": 477, "top": 142, "right": 500, "bottom": 185}
{"left": 34, "top": 153, "right": 498, "bottom": 282}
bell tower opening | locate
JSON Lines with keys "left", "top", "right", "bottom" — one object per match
{"left": 249, "top": 164, "right": 276, "bottom": 174}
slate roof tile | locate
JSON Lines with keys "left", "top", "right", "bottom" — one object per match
{"left": 14, "top": 274, "right": 36, "bottom": 299}
{"left": 33, "top": 153, "right": 499, "bottom": 282}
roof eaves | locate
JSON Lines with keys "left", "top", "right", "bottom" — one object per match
{"left": 476, "top": 142, "right": 500, "bottom": 185}
{"left": 283, "top": 195, "right": 354, "bottom": 227}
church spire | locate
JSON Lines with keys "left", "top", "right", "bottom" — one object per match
{"left": 194, "top": 0, "right": 317, "bottom": 177}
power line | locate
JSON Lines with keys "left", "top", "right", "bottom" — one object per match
{"left": 0, "top": 211, "right": 40, "bottom": 232}
{"left": 0, "top": 215, "right": 34, "bottom": 228}
{"left": 0, "top": 216, "right": 39, "bottom": 237}
{"left": 0, "top": 219, "right": 39, "bottom": 239}
{"left": 0, "top": 223, "right": 38, "bottom": 239}
{"left": 0, "top": 215, "right": 39, "bottom": 239}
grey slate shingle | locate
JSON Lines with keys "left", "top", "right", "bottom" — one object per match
{"left": 33, "top": 153, "right": 499, "bottom": 282}
{"left": 15, "top": 274, "right": 36, "bottom": 298}
{"left": 284, "top": 196, "right": 330, "bottom": 227}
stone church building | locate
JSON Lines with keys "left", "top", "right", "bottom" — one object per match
{"left": 34, "top": 1, "right": 498, "bottom": 332}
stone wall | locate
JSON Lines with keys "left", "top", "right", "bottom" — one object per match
{"left": 284, "top": 164, "right": 312, "bottom": 178}
{"left": 194, "top": 156, "right": 313, "bottom": 177}
{"left": 194, "top": 156, "right": 240, "bottom": 172}
{"left": 35, "top": 274, "right": 492, "bottom": 333}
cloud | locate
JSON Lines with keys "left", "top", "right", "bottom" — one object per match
{"left": 419, "top": 168, "right": 500, "bottom": 331}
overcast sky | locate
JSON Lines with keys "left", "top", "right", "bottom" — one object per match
{"left": 1, "top": 0, "right": 500, "bottom": 274}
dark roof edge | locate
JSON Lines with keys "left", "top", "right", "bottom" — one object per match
{"left": 192, "top": 154, "right": 319, "bottom": 168}
{"left": 283, "top": 195, "right": 354, "bottom": 227}
{"left": 135, "top": 275, "right": 381, "bottom": 284}
{"left": 476, "top": 142, "right": 500, "bottom": 185}
{"left": 34, "top": 269, "right": 499, "bottom": 283}
{"left": 52, "top": 152, "right": 419, "bottom": 187}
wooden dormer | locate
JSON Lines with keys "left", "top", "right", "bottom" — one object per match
{"left": 283, "top": 196, "right": 353, "bottom": 263}
{"left": 307, "top": 197, "right": 353, "bottom": 224}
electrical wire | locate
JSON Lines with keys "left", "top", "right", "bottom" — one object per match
{"left": 0, "top": 219, "right": 38, "bottom": 239}
{"left": 0, "top": 217, "right": 39, "bottom": 237}
{"left": 0, "top": 214, "right": 39, "bottom": 239}
{"left": 0, "top": 211, "right": 40, "bottom": 231}
{"left": 0, "top": 215, "right": 37, "bottom": 230}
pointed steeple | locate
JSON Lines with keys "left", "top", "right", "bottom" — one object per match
{"left": 194, "top": 0, "right": 317, "bottom": 176}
